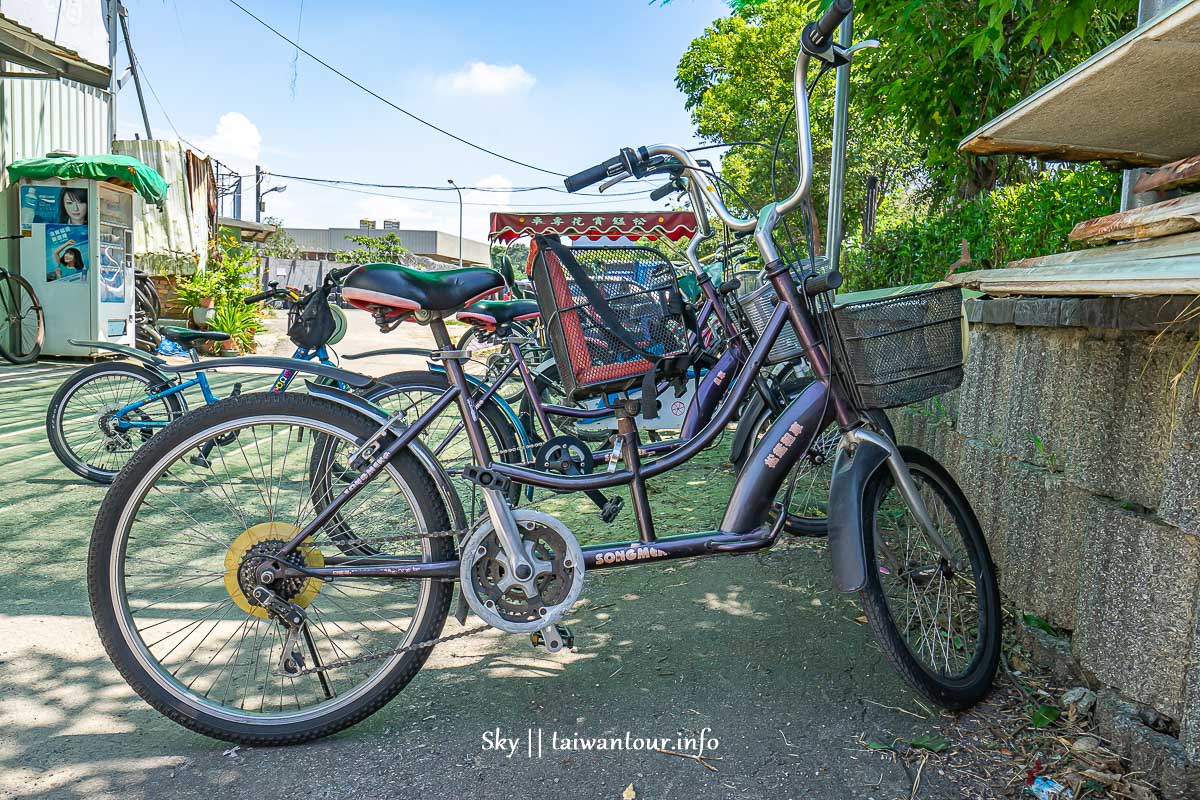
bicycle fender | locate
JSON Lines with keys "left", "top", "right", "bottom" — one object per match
{"left": 159, "top": 357, "right": 374, "bottom": 388}
{"left": 728, "top": 390, "right": 768, "bottom": 467}
{"left": 303, "top": 381, "right": 468, "bottom": 536}
{"left": 826, "top": 434, "right": 890, "bottom": 593}
{"left": 68, "top": 339, "right": 168, "bottom": 367}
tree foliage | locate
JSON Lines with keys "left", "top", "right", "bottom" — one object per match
{"left": 334, "top": 233, "right": 410, "bottom": 264}
{"left": 676, "top": 0, "right": 1136, "bottom": 209}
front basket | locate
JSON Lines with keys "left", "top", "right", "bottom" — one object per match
{"left": 832, "top": 285, "right": 965, "bottom": 410}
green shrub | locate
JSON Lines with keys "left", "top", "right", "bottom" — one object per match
{"left": 843, "top": 164, "right": 1121, "bottom": 291}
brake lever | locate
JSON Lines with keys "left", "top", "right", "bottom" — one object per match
{"left": 844, "top": 39, "right": 880, "bottom": 57}
{"left": 599, "top": 171, "right": 631, "bottom": 193}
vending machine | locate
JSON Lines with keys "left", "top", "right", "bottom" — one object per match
{"left": 18, "top": 179, "right": 137, "bottom": 356}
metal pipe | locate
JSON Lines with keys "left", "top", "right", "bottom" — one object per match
{"left": 825, "top": 13, "right": 853, "bottom": 268}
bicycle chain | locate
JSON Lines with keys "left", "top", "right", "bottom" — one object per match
{"left": 288, "top": 621, "right": 491, "bottom": 677}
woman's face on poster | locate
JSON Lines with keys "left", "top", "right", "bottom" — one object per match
{"left": 63, "top": 192, "right": 87, "bottom": 224}
{"left": 63, "top": 250, "right": 78, "bottom": 266}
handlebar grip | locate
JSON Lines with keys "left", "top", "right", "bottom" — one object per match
{"left": 804, "top": 270, "right": 843, "bottom": 296}
{"left": 814, "top": 0, "right": 853, "bottom": 44}
{"left": 244, "top": 290, "right": 274, "bottom": 305}
{"left": 564, "top": 154, "right": 623, "bottom": 193}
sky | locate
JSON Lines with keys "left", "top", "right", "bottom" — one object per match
{"left": 115, "top": 0, "right": 732, "bottom": 242}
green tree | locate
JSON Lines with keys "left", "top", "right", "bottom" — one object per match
{"left": 676, "top": 0, "right": 1135, "bottom": 215}
{"left": 260, "top": 216, "right": 301, "bottom": 259}
{"left": 491, "top": 241, "right": 531, "bottom": 277}
{"left": 335, "top": 232, "right": 409, "bottom": 264}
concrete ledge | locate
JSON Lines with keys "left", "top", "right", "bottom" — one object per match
{"left": 964, "top": 295, "right": 1200, "bottom": 331}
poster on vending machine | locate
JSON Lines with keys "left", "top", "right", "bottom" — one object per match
{"left": 46, "top": 224, "right": 89, "bottom": 283}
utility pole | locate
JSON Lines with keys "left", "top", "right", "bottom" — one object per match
{"left": 255, "top": 166, "right": 286, "bottom": 224}
{"left": 447, "top": 178, "right": 464, "bottom": 267}
{"left": 107, "top": 0, "right": 118, "bottom": 144}
{"left": 118, "top": 3, "right": 152, "bottom": 140}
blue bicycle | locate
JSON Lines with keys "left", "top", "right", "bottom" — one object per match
{"left": 45, "top": 274, "right": 351, "bottom": 483}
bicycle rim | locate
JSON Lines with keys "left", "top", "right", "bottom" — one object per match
{"left": 105, "top": 411, "right": 439, "bottom": 725}
{"left": 0, "top": 274, "right": 43, "bottom": 363}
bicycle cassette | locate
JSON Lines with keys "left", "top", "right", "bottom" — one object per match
{"left": 460, "top": 509, "right": 585, "bottom": 634}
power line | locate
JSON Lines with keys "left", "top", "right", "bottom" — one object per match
{"left": 265, "top": 172, "right": 652, "bottom": 196}
{"left": 286, "top": 176, "right": 666, "bottom": 208}
{"left": 226, "top": 0, "right": 567, "bottom": 177}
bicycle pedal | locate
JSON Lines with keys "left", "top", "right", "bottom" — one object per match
{"left": 188, "top": 454, "right": 212, "bottom": 468}
{"left": 230, "top": 382, "right": 243, "bottom": 397}
{"left": 530, "top": 624, "right": 575, "bottom": 653}
{"left": 599, "top": 495, "right": 623, "bottom": 524}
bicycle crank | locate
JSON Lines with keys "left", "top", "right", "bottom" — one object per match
{"left": 460, "top": 509, "right": 585, "bottom": 634}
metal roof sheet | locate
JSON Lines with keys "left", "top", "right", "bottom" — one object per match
{"left": 959, "top": 0, "right": 1200, "bottom": 166}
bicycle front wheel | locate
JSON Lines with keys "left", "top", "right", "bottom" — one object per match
{"left": 88, "top": 392, "right": 454, "bottom": 745}
{"left": 0, "top": 272, "right": 44, "bottom": 364}
{"left": 857, "top": 446, "right": 1001, "bottom": 709}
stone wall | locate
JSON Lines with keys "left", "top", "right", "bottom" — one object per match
{"left": 890, "top": 295, "right": 1200, "bottom": 767}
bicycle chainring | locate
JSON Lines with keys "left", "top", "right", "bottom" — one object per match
{"left": 460, "top": 510, "right": 585, "bottom": 634}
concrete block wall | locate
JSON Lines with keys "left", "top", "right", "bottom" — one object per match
{"left": 890, "top": 296, "right": 1200, "bottom": 762}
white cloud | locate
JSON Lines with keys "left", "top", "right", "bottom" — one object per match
{"left": 434, "top": 62, "right": 536, "bottom": 96}
{"left": 196, "top": 112, "right": 262, "bottom": 164}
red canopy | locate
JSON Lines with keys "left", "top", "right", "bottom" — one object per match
{"left": 489, "top": 211, "right": 696, "bottom": 242}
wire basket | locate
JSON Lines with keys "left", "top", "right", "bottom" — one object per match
{"left": 531, "top": 236, "right": 690, "bottom": 401}
{"left": 734, "top": 260, "right": 827, "bottom": 365}
{"left": 832, "top": 286, "right": 965, "bottom": 410}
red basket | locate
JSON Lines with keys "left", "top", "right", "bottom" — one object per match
{"left": 530, "top": 235, "right": 689, "bottom": 402}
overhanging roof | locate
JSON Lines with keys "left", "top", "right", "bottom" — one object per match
{"left": 959, "top": 0, "right": 1200, "bottom": 167}
{"left": 0, "top": 12, "right": 110, "bottom": 88}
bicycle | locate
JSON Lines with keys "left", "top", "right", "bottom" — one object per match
{"left": 45, "top": 269, "right": 355, "bottom": 482}
{"left": 87, "top": 0, "right": 999, "bottom": 745}
{"left": 346, "top": 181, "right": 889, "bottom": 535}
{"left": 0, "top": 234, "right": 45, "bottom": 365}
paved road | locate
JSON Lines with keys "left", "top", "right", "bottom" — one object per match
{"left": 0, "top": 311, "right": 972, "bottom": 800}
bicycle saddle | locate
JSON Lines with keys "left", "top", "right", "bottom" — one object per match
{"left": 456, "top": 299, "right": 540, "bottom": 328}
{"left": 342, "top": 262, "right": 504, "bottom": 314}
{"left": 159, "top": 326, "right": 230, "bottom": 345}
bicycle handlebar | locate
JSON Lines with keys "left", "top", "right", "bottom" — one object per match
{"left": 813, "top": 0, "right": 853, "bottom": 46}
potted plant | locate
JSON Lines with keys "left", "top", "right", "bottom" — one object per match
{"left": 209, "top": 301, "right": 263, "bottom": 356}
{"left": 175, "top": 270, "right": 221, "bottom": 326}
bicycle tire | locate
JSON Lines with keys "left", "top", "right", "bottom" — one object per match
{"left": 0, "top": 272, "right": 44, "bottom": 364}
{"left": 88, "top": 392, "right": 454, "bottom": 745}
{"left": 857, "top": 446, "right": 1001, "bottom": 709}
{"left": 46, "top": 361, "right": 187, "bottom": 482}
{"left": 363, "top": 370, "right": 524, "bottom": 510}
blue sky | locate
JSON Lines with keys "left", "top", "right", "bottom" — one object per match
{"left": 116, "top": 0, "right": 731, "bottom": 240}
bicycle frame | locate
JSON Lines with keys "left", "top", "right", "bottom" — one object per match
{"left": 111, "top": 345, "right": 339, "bottom": 431}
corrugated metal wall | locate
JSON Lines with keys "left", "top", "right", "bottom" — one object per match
{"left": 0, "top": 62, "right": 111, "bottom": 272}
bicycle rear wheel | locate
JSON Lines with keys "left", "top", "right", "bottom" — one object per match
{"left": 0, "top": 272, "right": 44, "bottom": 364}
{"left": 88, "top": 392, "right": 454, "bottom": 745}
{"left": 857, "top": 446, "right": 1001, "bottom": 709}
{"left": 46, "top": 361, "right": 186, "bottom": 482}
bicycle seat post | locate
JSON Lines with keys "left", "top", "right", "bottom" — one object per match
{"left": 614, "top": 400, "right": 655, "bottom": 543}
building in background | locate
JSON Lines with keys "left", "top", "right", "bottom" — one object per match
{"left": 287, "top": 223, "right": 490, "bottom": 266}
{"left": 0, "top": 2, "right": 113, "bottom": 274}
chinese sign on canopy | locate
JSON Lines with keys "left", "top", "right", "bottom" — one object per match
{"left": 489, "top": 212, "right": 697, "bottom": 242}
